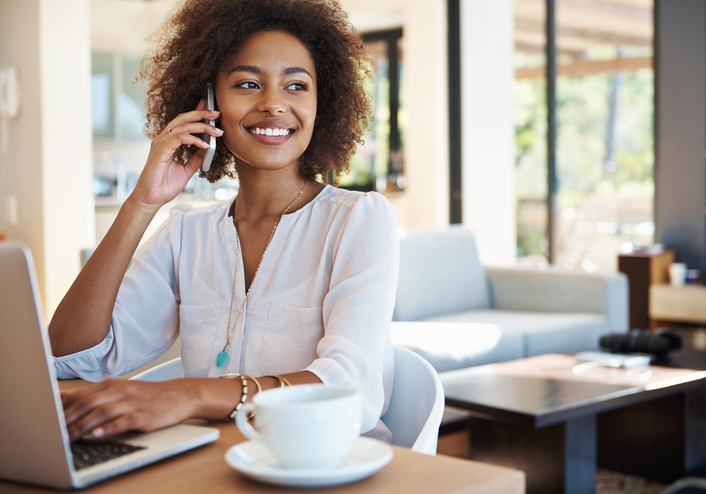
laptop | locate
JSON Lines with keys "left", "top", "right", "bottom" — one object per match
{"left": 0, "top": 240, "right": 220, "bottom": 489}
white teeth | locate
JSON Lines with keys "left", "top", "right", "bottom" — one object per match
{"left": 251, "top": 127, "right": 290, "bottom": 137}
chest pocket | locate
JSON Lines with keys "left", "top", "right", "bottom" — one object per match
{"left": 260, "top": 304, "right": 323, "bottom": 375}
{"left": 179, "top": 303, "right": 220, "bottom": 377}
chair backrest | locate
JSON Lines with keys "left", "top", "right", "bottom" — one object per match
{"left": 129, "top": 357, "right": 183, "bottom": 381}
{"left": 395, "top": 226, "right": 492, "bottom": 321}
{"left": 129, "top": 349, "right": 446, "bottom": 455}
{"left": 381, "top": 346, "right": 445, "bottom": 455}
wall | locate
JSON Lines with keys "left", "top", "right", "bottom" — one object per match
{"left": 343, "top": 0, "right": 452, "bottom": 229}
{"left": 0, "top": 0, "right": 93, "bottom": 317}
{"left": 91, "top": 0, "right": 174, "bottom": 55}
{"left": 348, "top": 0, "right": 518, "bottom": 264}
{"left": 460, "top": 0, "right": 516, "bottom": 266}
{"left": 655, "top": 0, "right": 706, "bottom": 272}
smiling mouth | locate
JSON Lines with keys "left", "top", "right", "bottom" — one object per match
{"left": 247, "top": 127, "right": 293, "bottom": 137}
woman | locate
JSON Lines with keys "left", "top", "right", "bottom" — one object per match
{"left": 49, "top": 0, "right": 398, "bottom": 443}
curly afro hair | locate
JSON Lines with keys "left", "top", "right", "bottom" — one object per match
{"left": 139, "top": 0, "right": 374, "bottom": 183}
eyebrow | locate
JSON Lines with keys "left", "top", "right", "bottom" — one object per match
{"left": 228, "top": 65, "right": 313, "bottom": 79}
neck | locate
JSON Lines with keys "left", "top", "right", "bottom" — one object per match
{"left": 234, "top": 166, "right": 307, "bottom": 223}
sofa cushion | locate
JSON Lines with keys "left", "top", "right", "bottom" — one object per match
{"left": 389, "top": 321, "right": 523, "bottom": 373}
{"left": 394, "top": 227, "right": 492, "bottom": 321}
{"left": 486, "top": 267, "right": 629, "bottom": 332}
{"left": 424, "top": 310, "right": 609, "bottom": 357}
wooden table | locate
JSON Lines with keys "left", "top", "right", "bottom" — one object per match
{"left": 441, "top": 354, "right": 706, "bottom": 494}
{"left": 0, "top": 380, "right": 524, "bottom": 494}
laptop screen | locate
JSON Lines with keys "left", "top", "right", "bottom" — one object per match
{"left": 0, "top": 241, "right": 76, "bottom": 488}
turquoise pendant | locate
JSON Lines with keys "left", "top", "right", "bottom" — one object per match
{"left": 216, "top": 351, "right": 229, "bottom": 368}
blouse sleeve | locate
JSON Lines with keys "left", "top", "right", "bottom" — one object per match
{"left": 304, "top": 192, "right": 399, "bottom": 435}
{"left": 52, "top": 204, "right": 190, "bottom": 381}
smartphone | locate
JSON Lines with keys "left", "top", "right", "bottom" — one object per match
{"left": 575, "top": 351, "right": 652, "bottom": 368}
{"left": 200, "top": 83, "right": 217, "bottom": 172}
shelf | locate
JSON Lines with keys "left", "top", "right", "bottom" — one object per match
{"left": 650, "top": 283, "right": 706, "bottom": 325}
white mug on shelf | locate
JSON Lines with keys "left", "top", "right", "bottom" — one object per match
{"left": 669, "top": 262, "right": 687, "bottom": 288}
{"left": 235, "top": 384, "right": 362, "bottom": 470}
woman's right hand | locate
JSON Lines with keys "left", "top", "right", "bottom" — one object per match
{"left": 131, "top": 101, "right": 223, "bottom": 212}
{"left": 49, "top": 103, "right": 223, "bottom": 357}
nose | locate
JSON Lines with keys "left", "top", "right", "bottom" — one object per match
{"left": 257, "top": 86, "right": 286, "bottom": 114}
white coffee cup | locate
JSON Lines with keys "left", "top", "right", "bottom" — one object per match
{"left": 670, "top": 262, "right": 687, "bottom": 287}
{"left": 235, "top": 385, "right": 362, "bottom": 470}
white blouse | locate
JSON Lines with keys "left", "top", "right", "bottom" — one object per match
{"left": 53, "top": 185, "right": 399, "bottom": 441}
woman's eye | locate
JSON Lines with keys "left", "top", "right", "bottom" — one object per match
{"left": 286, "top": 82, "right": 308, "bottom": 91}
{"left": 235, "top": 81, "right": 259, "bottom": 89}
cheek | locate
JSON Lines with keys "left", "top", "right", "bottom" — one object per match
{"left": 302, "top": 100, "right": 317, "bottom": 130}
{"left": 217, "top": 119, "right": 241, "bottom": 154}
{"left": 217, "top": 106, "right": 239, "bottom": 131}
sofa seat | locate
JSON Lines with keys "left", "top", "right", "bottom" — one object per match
{"left": 389, "top": 322, "right": 524, "bottom": 373}
{"left": 420, "top": 310, "right": 608, "bottom": 358}
{"left": 393, "top": 226, "right": 629, "bottom": 375}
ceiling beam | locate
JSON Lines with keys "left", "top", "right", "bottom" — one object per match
{"left": 515, "top": 55, "right": 652, "bottom": 79}
{"left": 515, "top": 0, "right": 653, "bottom": 43}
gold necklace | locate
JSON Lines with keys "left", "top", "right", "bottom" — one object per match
{"left": 216, "top": 179, "right": 308, "bottom": 368}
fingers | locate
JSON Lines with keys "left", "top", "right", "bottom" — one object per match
{"left": 163, "top": 119, "right": 222, "bottom": 150}
{"left": 90, "top": 413, "right": 141, "bottom": 440}
{"left": 183, "top": 150, "right": 206, "bottom": 176}
{"left": 61, "top": 380, "right": 194, "bottom": 442}
{"left": 62, "top": 379, "right": 115, "bottom": 411}
{"left": 62, "top": 379, "right": 128, "bottom": 440}
{"left": 67, "top": 400, "right": 135, "bottom": 441}
{"left": 167, "top": 109, "right": 220, "bottom": 136}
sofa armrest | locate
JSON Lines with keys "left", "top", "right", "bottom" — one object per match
{"left": 486, "top": 267, "right": 629, "bottom": 332}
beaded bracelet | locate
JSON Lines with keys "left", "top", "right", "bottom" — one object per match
{"left": 260, "top": 374, "right": 292, "bottom": 388}
{"left": 219, "top": 373, "right": 262, "bottom": 420}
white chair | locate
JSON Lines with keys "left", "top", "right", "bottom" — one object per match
{"left": 381, "top": 345, "right": 445, "bottom": 455}
{"left": 129, "top": 346, "right": 445, "bottom": 455}
{"left": 130, "top": 357, "right": 183, "bottom": 381}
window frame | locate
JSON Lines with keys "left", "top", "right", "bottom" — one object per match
{"left": 339, "top": 28, "right": 404, "bottom": 192}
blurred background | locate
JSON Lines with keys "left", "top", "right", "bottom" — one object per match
{"left": 0, "top": 0, "right": 703, "bottom": 320}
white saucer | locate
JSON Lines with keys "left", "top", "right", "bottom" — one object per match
{"left": 224, "top": 437, "right": 393, "bottom": 488}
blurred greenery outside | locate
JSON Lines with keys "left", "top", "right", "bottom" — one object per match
{"left": 514, "top": 46, "right": 655, "bottom": 270}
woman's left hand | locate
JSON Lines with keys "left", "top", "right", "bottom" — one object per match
{"left": 61, "top": 379, "right": 200, "bottom": 441}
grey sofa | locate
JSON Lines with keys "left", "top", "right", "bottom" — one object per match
{"left": 390, "top": 227, "right": 629, "bottom": 373}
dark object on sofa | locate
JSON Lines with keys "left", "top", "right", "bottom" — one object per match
{"left": 600, "top": 329, "right": 682, "bottom": 356}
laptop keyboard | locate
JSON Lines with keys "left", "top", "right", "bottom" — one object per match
{"left": 71, "top": 439, "right": 147, "bottom": 471}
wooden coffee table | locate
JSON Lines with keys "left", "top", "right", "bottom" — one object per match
{"left": 441, "top": 353, "right": 706, "bottom": 494}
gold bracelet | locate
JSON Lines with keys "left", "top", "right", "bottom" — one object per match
{"left": 220, "top": 373, "right": 262, "bottom": 393}
{"left": 260, "top": 374, "right": 292, "bottom": 387}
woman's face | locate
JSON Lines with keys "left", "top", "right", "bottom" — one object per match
{"left": 215, "top": 30, "right": 317, "bottom": 175}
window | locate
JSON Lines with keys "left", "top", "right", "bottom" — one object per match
{"left": 91, "top": 52, "right": 147, "bottom": 142}
{"left": 339, "top": 29, "right": 405, "bottom": 193}
{"left": 513, "top": 0, "right": 654, "bottom": 271}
